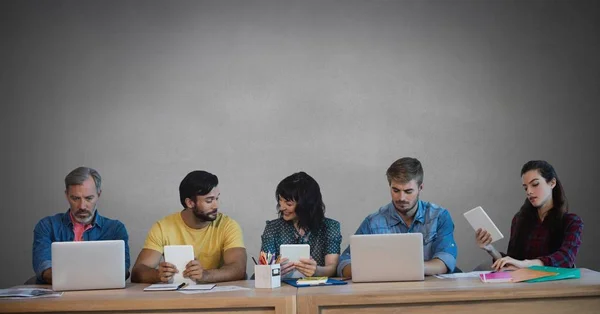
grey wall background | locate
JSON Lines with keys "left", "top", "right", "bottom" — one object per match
{"left": 1, "top": 0, "right": 598, "bottom": 288}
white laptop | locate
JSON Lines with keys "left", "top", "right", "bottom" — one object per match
{"left": 350, "top": 233, "right": 424, "bottom": 282}
{"left": 52, "top": 240, "right": 126, "bottom": 291}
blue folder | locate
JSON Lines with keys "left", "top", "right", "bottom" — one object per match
{"left": 282, "top": 278, "right": 348, "bottom": 287}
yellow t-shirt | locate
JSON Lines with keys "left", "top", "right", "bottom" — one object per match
{"left": 143, "top": 212, "right": 245, "bottom": 270}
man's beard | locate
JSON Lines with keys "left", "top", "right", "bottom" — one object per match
{"left": 193, "top": 209, "right": 217, "bottom": 222}
{"left": 73, "top": 208, "right": 96, "bottom": 224}
{"left": 393, "top": 197, "right": 419, "bottom": 215}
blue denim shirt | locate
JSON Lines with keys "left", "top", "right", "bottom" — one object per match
{"left": 337, "top": 200, "right": 457, "bottom": 276}
{"left": 32, "top": 210, "right": 130, "bottom": 283}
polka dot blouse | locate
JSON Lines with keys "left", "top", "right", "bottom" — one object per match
{"left": 260, "top": 217, "right": 342, "bottom": 266}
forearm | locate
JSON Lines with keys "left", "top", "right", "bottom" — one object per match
{"left": 341, "top": 264, "right": 352, "bottom": 278}
{"left": 483, "top": 244, "right": 503, "bottom": 261}
{"left": 523, "top": 259, "right": 544, "bottom": 267}
{"left": 315, "top": 264, "right": 337, "bottom": 277}
{"left": 42, "top": 268, "right": 52, "bottom": 284}
{"left": 198, "top": 264, "right": 245, "bottom": 283}
{"left": 131, "top": 264, "right": 161, "bottom": 283}
{"left": 424, "top": 258, "right": 448, "bottom": 276}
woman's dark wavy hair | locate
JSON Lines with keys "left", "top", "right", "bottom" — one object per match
{"left": 276, "top": 172, "right": 326, "bottom": 232}
{"left": 510, "top": 160, "right": 568, "bottom": 259}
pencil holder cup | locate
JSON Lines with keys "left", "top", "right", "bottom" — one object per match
{"left": 254, "top": 264, "right": 281, "bottom": 288}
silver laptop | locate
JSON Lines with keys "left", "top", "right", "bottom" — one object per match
{"left": 350, "top": 233, "right": 424, "bottom": 282}
{"left": 52, "top": 240, "right": 126, "bottom": 291}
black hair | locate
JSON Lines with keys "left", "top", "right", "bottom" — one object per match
{"left": 276, "top": 172, "right": 326, "bottom": 231}
{"left": 510, "top": 160, "right": 568, "bottom": 259}
{"left": 179, "top": 170, "right": 219, "bottom": 208}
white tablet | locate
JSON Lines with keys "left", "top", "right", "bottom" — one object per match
{"left": 463, "top": 206, "right": 504, "bottom": 243}
{"left": 164, "top": 245, "right": 195, "bottom": 285}
{"left": 279, "top": 244, "right": 310, "bottom": 279}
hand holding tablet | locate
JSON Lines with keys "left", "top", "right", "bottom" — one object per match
{"left": 464, "top": 206, "right": 504, "bottom": 244}
{"left": 280, "top": 244, "right": 310, "bottom": 278}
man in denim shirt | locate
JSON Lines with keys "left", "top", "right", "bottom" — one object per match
{"left": 338, "top": 157, "right": 457, "bottom": 277}
{"left": 32, "top": 167, "right": 130, "bottom": 284}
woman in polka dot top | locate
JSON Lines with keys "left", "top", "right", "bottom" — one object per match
{"left": 260, "top": 171, "right": 342, "bottom": 277}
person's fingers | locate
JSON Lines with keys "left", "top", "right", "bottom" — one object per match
{"left": 295, "top": 262, "right": 315, "bottom": 273}
{"left": 161, "top": 265, "right": 178, "bottom": 273}
{"left": 298, "top": 258, "right": 316, "bottom": 265}
{"left": 186, "top": 260, "right": 200, "bottom": 268}
{"left": 281, "top": 265, "right": 294, "bottom": 275}
{"left": 498, "top": 258, "right": 509, "bottom": 269}
{"left": 483, "top": 233, "right": 492, "bottom": 245}
{"left": 491, "top": 258, "right": 502, "bottom": 271}
{"left": 183, "top": 264, "right": 202, "bottom": 278}
{"left": 160, "top": 262, "right": 177, "bottom": 269}
{"left": 162, "top": 270, "right": 175, "bottom": 278}
{"left": 283, "top": 263, "right": 295, "bottom": 271}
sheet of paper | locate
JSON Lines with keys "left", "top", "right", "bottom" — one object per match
{"left": 178, "top": 285, "right": 251, "bottom": 294}
{"left": 435, "top": 271, "right": 492, "bottom": 279}
{"left": 164, "top": 245, "right": 195, "bottom": 285}
{"left": 0, "top": 288, "right": 63, "bottom": 299}
{"left": 182, "top": 284, "right": 216, "bottom": 290}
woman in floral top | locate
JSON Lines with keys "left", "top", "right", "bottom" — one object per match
{"left": 260, "top": 171, "right": 341, "bottom": 277}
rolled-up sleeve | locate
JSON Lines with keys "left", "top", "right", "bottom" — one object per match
{"left": 431, "top": 210, "right": 458, "bottom": 273}
{"left": 337, "top": 218, "right": 371, "bottom": 277}
{"left": 32, "top": 218, "right": 53, "bottom": 282}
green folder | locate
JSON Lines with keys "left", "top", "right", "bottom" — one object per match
{"left": 524, "top": 266, "right": 581, "bottom": 283}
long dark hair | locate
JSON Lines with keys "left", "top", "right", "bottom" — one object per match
{"left": 275, "top": 172, "right": 326, "bottom": 231}
{"left": 510, "top": 160, "right": 568, "bottom": 259}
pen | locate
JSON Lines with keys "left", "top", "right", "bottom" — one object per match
{"left": 252, "top": 256, "right": 258, "bottom": 265}
{"left": 176, "top": 282, "right": 187, "bottom": 290}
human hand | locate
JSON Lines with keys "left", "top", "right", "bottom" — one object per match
{"left": 183, "top": 260, "right": 204, "bottom": 283}
{"left": 475, "top": 228, "right": 493, "bottom": 249}
{"left": 295, "top": 257, "right": 317, "bottom": 277}
{"left": 492, "top": 256, "right": 526, "bottom": 271}
{"left": 158, "top": 262, "right": 178, "bottom": 283}
{"left": 280, "top": 258, "right": 295, "bottom": 276}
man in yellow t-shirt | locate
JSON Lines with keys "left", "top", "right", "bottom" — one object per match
{"left": 131, "top": 171, "right": 247, "bottom": 283}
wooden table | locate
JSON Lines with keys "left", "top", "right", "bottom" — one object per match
{"left": 0, "top": 281, "right": 297, "bottom": 314}
{"left": 297, "top": 269, "right": 600, "bottom": 314}
{"left": 4, "top": 270, "right": 600, "bottom": 314}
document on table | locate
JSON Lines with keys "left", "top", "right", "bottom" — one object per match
{"left": 178, "top": 285, "right": 251, "bottom": 294}
{"left": 0, "top": 288, "right": 63, "bottom": 299}
{"left": 144, "top": 283, "right": 215, "bottom": 291}
{"left": 435, "top": 271, "right": 492, "bottom": 279}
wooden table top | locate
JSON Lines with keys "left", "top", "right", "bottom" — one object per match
{"left": 298, "top": 268, "right": 600, "bottom": 303}
{"left": 0, "top": 280, "right": 297, "bottom": 313}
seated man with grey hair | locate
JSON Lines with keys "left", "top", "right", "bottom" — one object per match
{"left": 32, "top": 167, "right": 130, "bottom": 284}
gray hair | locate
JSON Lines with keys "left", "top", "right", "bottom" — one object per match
{"left": 64, "top": 167, "right": 102, "bottom": 194}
